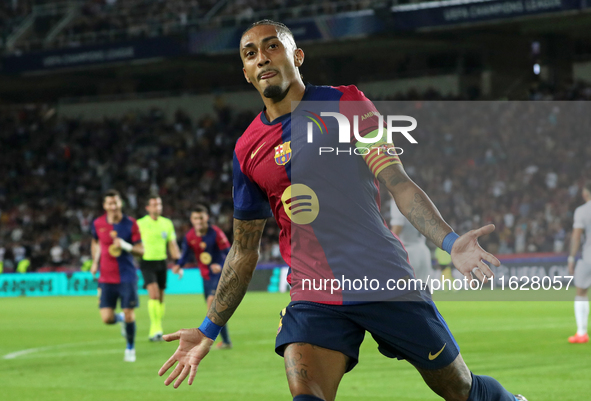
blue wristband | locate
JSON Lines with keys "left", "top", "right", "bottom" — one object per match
{"left": 198, "top": 317, "right": 222, "bottom": 340}
{"left": 442, "top": 232, "right": 459, "bottom": 255}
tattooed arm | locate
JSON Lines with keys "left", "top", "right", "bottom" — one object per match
{"left": 377, "top": 164, "right": 499, "bottom": 281}
{"left": 207, "top": 218, "right": 267, "bottom": 326}
{"left": 158, "top": 218, "right": 267, "bottom": 388}
{"left": 378, "top": 164, "right": 451, "bottom": 248}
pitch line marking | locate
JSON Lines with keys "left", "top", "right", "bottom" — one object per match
{"left": 2, "top": 339, "right": 121, "bottom": 360}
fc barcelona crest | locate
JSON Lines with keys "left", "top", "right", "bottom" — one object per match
{"left": 274, "top": 141, "right": 292, "bottom": 166}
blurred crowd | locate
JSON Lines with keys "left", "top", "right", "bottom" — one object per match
{"left": 389, "top": 99, "right": 590, "bottom": 256}
{"left": 1, "top": 83, "right": 590, "bottom": 272}
{"left": 0, "top": 101, "right": 258, "bottom": 272}
{"left": 56, "top": 0, "right": 219, "bottom": 47}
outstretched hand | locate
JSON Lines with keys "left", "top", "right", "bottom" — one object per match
{"left": 158, "top": 328, "right": 214, "bottom": 388}
{"left": 450, "top": 224, "right": 501, "bottom": 282}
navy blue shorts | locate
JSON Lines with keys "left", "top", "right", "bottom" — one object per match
{"left": 202, "top": 273, "right": 221, "bottom": 300}
{"left": 98, "top": 282, "right": 139, "bottom": 309}
{"left": 275, "top": 290, "right": 459, "bottom": 372}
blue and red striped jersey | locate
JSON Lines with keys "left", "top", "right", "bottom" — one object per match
{"left": 232, "top": 84, "right": 415, "bottom": 304}
{"left": 91, "top": 214, "right": 141, "bottom": 284}
{"left": 178, "top": 225, "right": 231, "bottom": 281}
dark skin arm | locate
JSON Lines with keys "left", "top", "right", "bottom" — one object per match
{"left": 378, "top": 164, "right": 451, "bottom": 248}
{"left": 158, "top": 218, "right": 267, "bottom": 388}
{"left": 207, "top": 218, "right": 267, "bottom": 325}
{"left": 378, "top": 164, "right": 500, "bottom": 281}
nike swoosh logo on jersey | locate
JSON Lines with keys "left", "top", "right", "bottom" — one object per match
{"left": 251, "top": 142, "right": 266, "bottom": 159}
{"left": 428, "top": 343, "right": 446, "bottom": 360}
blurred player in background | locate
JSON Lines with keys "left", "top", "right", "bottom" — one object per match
{"left": 159, "top": 21, "right": 526, "bottom": 401}
{"left": 567, "top": 180, "right": 591, "bottom": 344}
{"left": 137, "top": 195, "right": 181, "bottom": 342}
{"left": 390, "top": 196, "right": 434, "bottom": 284}
{"left": 91, "top": 189, "right": 143, "bottom": 362}
{"left": 172, "top": 204, "right": 232, "bottom": 349}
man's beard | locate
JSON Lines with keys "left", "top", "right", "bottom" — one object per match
{"left": 263, "top": 84, "right": 289, "bottom": 102}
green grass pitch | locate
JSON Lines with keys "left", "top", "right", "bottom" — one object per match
{"left": 1, "top": 292, "right": 589, "bottom": 400}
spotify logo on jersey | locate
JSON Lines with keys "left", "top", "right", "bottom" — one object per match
{"left": 281, "top": 184, "right": 319, "bottom": 225}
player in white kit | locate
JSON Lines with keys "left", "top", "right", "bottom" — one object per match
{"left": 568, "top": 181, "right": 591, "bottom": 344}
{"left": 390, "top": 198, "right": 434, "bottom": 284}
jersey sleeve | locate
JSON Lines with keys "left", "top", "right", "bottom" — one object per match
{"left": 339, "top": 85, "right": 384, "bottom": 142}
{"left": 177, "top": 235, "right": 190, "bottom": 267}
{"left": 339, "top": 85, "right": 401, "bottom": 177}
{"left": 389, "top": 198, "right": 406, "bottom": 227}
{"left": 233, "top": 150, "right": 273, "bottom": 220}
{"left": 213, "top": 226, "right": 230, "bottom": 265}
{"left": 213, "top": 226, "right": 231, "bottom": 251}
{"left": 131, "top": 219, "right": 142, "bottom": 244}
{"left": 574, "top": 207, "right": 585, "bottom": 229}
{"left": 90, "top": 219, "right": 98, "bottom": 240}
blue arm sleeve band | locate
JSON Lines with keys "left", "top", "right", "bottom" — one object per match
{"left": 442, "top": 232, "right": 459, "bottom": 255}
{"left": 198, "top": 316, "right": 222, "bottom": 340}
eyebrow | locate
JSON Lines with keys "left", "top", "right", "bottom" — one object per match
{"left": 242, "top": 35, "right": 279, "bottom": 50}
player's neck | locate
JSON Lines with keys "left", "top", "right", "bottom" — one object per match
{"left": 149, "top": 213, "right": 159, "bottom": 221}
{"left": 261, "top": 80, "right": 306, "bottom": 123}
{"left": 195, "top": 226, "right": 208, "bottom": 236}
{"left": 107, "top": 212, "right": 122, "bottom": 224}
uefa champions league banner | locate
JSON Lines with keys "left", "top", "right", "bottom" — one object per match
{"left": 391, "top": 0, "right": 583, "bottom": 30}
{"left": 1, "top": 37, "right": 186, "bottom": 74}
{"left": 189, "top": 13, "right": 385, "bottom": 55}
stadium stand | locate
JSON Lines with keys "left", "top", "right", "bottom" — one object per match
{"left": 0, "top": 0, "right": 32, "bottom": 48}
{"left": 56, "top": 0, "right": 221, "bottom": 47}
{"left": 2, "top": 0, "right": 388, "bottom": 52}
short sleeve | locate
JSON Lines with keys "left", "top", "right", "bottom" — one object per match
{"left": 213, "top": 226, "right": 231, "bottom": 251}
{"left": 339, "top": 85, "right": 384, "bottom": 143}
{"left": 339, "top": 86, "right": 401, "bottom": 177}
{"left": 90, "top": 220, "right": 98, "bottom": 240}
{"left": 233, "top": 151, "right": 273, "bottom": 220}
{"left": 178, "top": 235, "right": 190, "bottom": 267}
{"left": 389, "top": 199, "right": 406, "bottom": 227}
{"left": 131, "top": 220, "right": 142, "bottom": 244}
{"left": 574, "top": 208, "right": 585, "bottom": 229}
